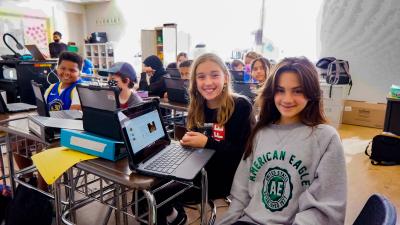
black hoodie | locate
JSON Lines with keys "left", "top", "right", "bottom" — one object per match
{"left": 139, "top": 55, "right": 167, "bottom": 98}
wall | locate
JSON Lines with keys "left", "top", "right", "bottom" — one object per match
{"left": 0, "top": 0, "right": 86, "bottom": 56}
{"left": 317, "top": 0, "right": 400, "bottom": 103}
{"left": 84, "top": 0, "right": 263, "bottom": 70}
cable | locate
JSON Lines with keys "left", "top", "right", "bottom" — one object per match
{"left": 46, "top": 66, "right": 59, "bottom": 85}
{"left": 2, "top": 33, "right": 23, "bottom": 57}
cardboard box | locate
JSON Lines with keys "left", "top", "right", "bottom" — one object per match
{"left": 342, "top": 100, "right": 387, "bottom": 128}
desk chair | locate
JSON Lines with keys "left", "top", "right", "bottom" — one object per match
{"left": 353, "top": 193, "right": 397, "bottom": 225}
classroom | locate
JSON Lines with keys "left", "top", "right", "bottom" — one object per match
{"left": 0, "top": 0, "right": 399, "bottom": 225}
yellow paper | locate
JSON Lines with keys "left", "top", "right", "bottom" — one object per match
{"left": 32, "top": 147, "right": 97, "bottom": 185}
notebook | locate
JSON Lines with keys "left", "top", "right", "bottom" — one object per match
{"left": 76, "top": 84, "right": 122, "bottom": 140}
{"left": 164, "top": 77, "right": 189, "bottom": 104}
{"left": 118, "top": 100, "right": 214, "bottom": 181}
{"left": 0, "top": 92, "right": 37, "bottom": 113}
{"left": 31, "top": 81, "right": 82, "bottom": 120}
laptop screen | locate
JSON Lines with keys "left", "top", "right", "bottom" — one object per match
{"left": 123, "top": 109, "right": 164, "bottom": 153}
{"left": 118, "top": 101, "right": 170, "bottom": 165}
{"left": 77, "top": 85, "right": 120, "bottom": 111}
{"left": 31, "top": 81, "right": 49, "bottom": 117}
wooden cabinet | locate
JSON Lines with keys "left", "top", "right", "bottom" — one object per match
{"left": 84, "top": 43, "right": 114, "bottom": 71}
{"left": 141, "top": 24, "right": 177, "bottom": 66}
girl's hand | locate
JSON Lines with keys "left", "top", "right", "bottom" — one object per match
{"left": 180, "top": 131, "right": 208, "bottom": 148}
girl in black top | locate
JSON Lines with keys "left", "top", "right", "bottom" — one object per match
{"left": 139, "top": 55, "right": 167, "bottom": 98}
{"left": 153, "top": 53, "right": 255, "bottom": 225}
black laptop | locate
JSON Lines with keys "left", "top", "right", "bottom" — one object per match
{"left": 164, "top": 77, "right": 189, "bottom": 104}
{"left": 0, "top": 92, "right": 37, "bottom": 113}
{"left": 76, "top": 84, "right": 122, "bottom": 140}
{"left": 118, "top": 101, "right": 215, "bottom": 181}
{"left": 166, "top": 68, "right": 181, "bottom": 78}
{"left": 232, "top": 81, "right": 258, "bottom": 101}
{"left": 31, "top": 81, "right": 82, "bottom": 120}
{"left": 230, "top": 70, "right": 245, "bottom": 82}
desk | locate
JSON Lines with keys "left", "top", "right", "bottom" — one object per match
{"left": 159, "top": 98, "right": 188, "bottom": 112}
{"left": 0, "top": 116, "right": 211, "bottom": 225}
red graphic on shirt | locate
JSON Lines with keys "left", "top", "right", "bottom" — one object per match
{"left": 212, "top": 124, "right": 225, "bottom": 141}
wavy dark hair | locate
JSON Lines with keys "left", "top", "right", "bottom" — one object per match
{"left": 243, "top": 57, "right": 326, "bottom": 159}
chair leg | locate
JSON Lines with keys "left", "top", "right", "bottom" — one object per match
{"left": 208, "top": 200, "right": 216, "bottom": 225}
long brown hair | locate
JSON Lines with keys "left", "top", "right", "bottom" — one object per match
{"left": 186, "top": 53, "right": 235, "bottom": 130}
{"left": 243, "top": 57, "right": 326, "bottom": 159}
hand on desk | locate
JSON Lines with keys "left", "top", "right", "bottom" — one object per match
{"left": 180, "top": 131, "right": 207, "bottom": 148}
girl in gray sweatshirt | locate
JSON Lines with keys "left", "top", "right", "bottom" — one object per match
{"left": 218, "top": 57, "right": 347, "bottom": 225}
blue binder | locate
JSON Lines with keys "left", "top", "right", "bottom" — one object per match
{"left": 60, "top": 129, "right": 127, "bottom": 161}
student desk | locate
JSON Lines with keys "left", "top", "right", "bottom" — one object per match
{"left": 0, "top": 116, "right": 211, "bottom": 225}
{"left": 159, "top": 98, "right": 188, "bottom": 112}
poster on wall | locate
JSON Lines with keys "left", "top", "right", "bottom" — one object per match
{"left": 23, "top": 17, "right": 49, "bottom": 56}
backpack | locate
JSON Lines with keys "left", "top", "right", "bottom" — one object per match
{"left": 326, "top": 59, "right": 352, "bottom": 85}
{"left": 5, "top": 182, "right": 53, "bottom": 225}
{"left": 365, "top": 134, "right": 400, "bottom": 165}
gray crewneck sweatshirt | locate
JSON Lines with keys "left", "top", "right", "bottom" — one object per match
{"left": 218, "top": 123, "right": 347, "bottom": 225}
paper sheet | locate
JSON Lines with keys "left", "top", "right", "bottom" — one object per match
{"left": 32, "top": 147, "right": 97, "bottom": 185}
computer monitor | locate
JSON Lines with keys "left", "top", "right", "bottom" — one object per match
{"left": 384, "top": 99, "right": 400, "bottom": 136}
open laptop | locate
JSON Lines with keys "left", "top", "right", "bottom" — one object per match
{"left": 25, "top": 45, "right": 48, "bottom": 60}
{"left": 230, "top": 70, "right": 245, "bottom": 82}
{"left": 164, "top": 77, "right": 189, "bottom": 104}
{"left": 0, "top": 92, "right": 37, "bottom": 113}
{"left": 76, "top": 84, "right": 122, "bottom": 140}
{"left": 118, "top": 101, "right": 215, "bottom": 181}
{"left": 232, "top": 81, "right": 258, "bottom": 101}
{"left": 166, "top": 68, "right": 181, "bottom": 78}
{"left": 31, "top": 81, "right": 83, "bottom": 120}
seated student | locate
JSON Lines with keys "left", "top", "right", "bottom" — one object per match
{"left": 167, "top": 52, "right": 188, "bottom": 69}
{"left": 243, "top": 51, "right": 261, "bottom": 73}
{"left": 231, "top": 59, "right": 245, "bottom": 71}
{"left": 250, "top": 57, "right": 271, "bottom": 86}
{"left": 178, "top": 59, "right": 192, "bottom": 80}
{"left": 44, "top": 51, "right": 83, "bottom": 111}
{"left": 138, "top": 55, "right": 168, "bottom": 98}
{"left": 81, "top": 58, "right": 94, "bottom": 81}
{"left": 218, "top": 57, "right": 347, "bottom": 225}
{"left": 106, "top": 62, "right": 142, "bottom": 109}
{"left": 152, "top": 53, "right": 255, "bottom": 225}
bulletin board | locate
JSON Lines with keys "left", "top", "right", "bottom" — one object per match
{"left": 0, "top": 12, "right": 50, "bottom": 56}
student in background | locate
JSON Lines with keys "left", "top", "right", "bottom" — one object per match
{"left": 106, "top": 62, "right": 142, "bottom": 109}
{"left": 250, "top": 57, "right": 271, "bottom": 85}
{"left": 231, "top": 59, "right": 245, "bottom": 71}
{"left": 153, "top": 53, "right": 255, "bottom": 225}
{"left": 44, "top": 51, "right": 83, "bottom": 111}
{"left": 243, "top": 51, "right": 261, "bottom": 74}
{"left": 49, "top": 31, "right": 68, "bottom": 58}
{"left": 178, "top": 59, "right": 192, "bottom": 79}
{"left": 218, "top": 57, "right": 347, "bottom": 225}
{"left": 139, "top": 55, "right": 167, "bottom": 98}
{"left": 167, "top": 52, "right": 188, "bottom": 69}
{"left": 81, "top": 58, "right": 94, "bottom": 81}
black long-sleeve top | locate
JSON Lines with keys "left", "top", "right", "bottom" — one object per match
{"left": 194, "top": 96, "right": 255, "bottom": 199}
{"left": 49, "top": 42, "right": 67, "bottom": 58}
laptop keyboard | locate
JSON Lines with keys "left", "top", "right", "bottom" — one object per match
{"left": 144, "top": 144, "right": 192, "bottom": 174}
{"left": 7, "top": 103, "right": 36, "bottom": 112}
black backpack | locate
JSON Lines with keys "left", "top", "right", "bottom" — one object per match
{"left": 5, "top": 183, "right": 53, "bottom": 225}
{"left": 365, "top": 134, "right": 400, "bottom": 165}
